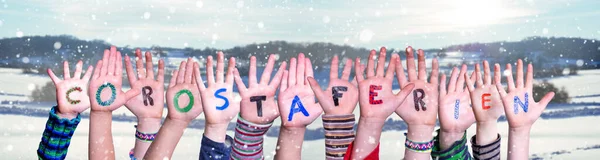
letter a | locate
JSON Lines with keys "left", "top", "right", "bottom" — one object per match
{"left": 287, "top": 95, "right": 310, "bottom": 121}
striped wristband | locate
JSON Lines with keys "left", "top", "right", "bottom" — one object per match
{"left": 322, "top": 114, "right": 355, "bottom": 160}
{"left": 231, "top": 115, "right": 273, "bottom": 160}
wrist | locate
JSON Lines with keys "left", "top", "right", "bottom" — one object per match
{"left": 203, "top": 123, "right": 230, "bottom": 143}
{"left": 56, "top": 111, "right": 78, "bottom": 120}
{"left": 136, "top": 118, "right": 162, "bottom": 133}
{"left": 407, "top": 125, "right": 434, "bottom": 142}
{"left": 509, "top": 126, "right": 531, "bottom": 135}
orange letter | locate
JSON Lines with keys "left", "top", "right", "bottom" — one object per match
{"left": 482, "top": 93, "right": 491, "bottom": 110}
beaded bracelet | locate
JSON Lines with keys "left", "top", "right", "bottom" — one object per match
{"left": 134, "top": 125, "right": 158, "bottom": 142}
{"left": 129, "top": 148, "right": 137, "bottom": 160}
{"left": 405, "top": 136, "right": 434, "bottom": 153}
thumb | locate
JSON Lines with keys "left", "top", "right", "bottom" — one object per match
{"left": 537, "top": 91, "right": 555, "bottom": 111}
{"left": 124, "top": 88, "right": 141, "bottom": 101}
{"left": 395, "top": 83, "right": 415, "bottom": 106}
{"left": 307, "top": 77, "right": 327, "bottom": 104}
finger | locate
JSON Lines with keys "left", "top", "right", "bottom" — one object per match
{"left": 157, "top": 59, "right": 165, "bottom": 82}
{"left": 280, "top": 70, "right": 289, "bottom": 92}
{"left": 526, "top": 63, "right": 533, "bottom": 89}
{"left": 100, "top": 49, "right": 109, "bottom": 76}
{"left": 145, "top": 51, "right": 155, "bottom": 79}
{"left": 47, "top": 69, "right": 61, "bottom": 84}
{"left": 307, "top": 77, "right": 327, "bottom": 103}
{"left": 305, "top": 58, "right": 314, "bottom": 84}
{"left": 269, "top": 61, "right": 287, "bottom": 88}
{"left": 249, "top": 56, "right": 258, "bottom": 85}
{"left": 63, "top": 61, "right": 71, "bottom": 80}
{"left": 124, "top": 88, "right": 141, "bottom": 101}
{"left": 385, "top": 54, "right": 397, "bottom": 79}
{"left": 395, "top": 54, "right": 407, "bottom": 87}
{"left": 341, "top": 58, "right": 352, "bottom": 81}
{"left": 465, "top": 73, "right": 475, "bottom": 92}
{"left": 354, "top": 57, "right": 364, "bottom": 82}
{"left": 440, "top": 73, "right": 447, "bottom": 96}
{"left": 82, "top": 66, "right": 94, "bottom": 81}
{"left": 456, "top": 64, "right": 467, "bottom": 92}
{"left": 125, "top": 55, "right": 137, "bottom": 84}
{"left": 184, "top": 58, "right": 194, "bottom": 84}
{"left": 108, "top": 46, "right": 117, "bottom": 76}
{"left": 177, "top": 61, "right": 186, "bottom": 84}
{"left": 475, "top": 63, "right": 484, "bottom": 87}
{"left": 330, "top": 55, "right": 339, "bottom": 80}
{"left": 169, "top": 70, "right": 178, "bottom": 88}
{"left": 505, "top": 63, "right": 516, "bottom": 91}
{"left": 193, "top": 62, "right": 206, "bottom": 90}
{"left": 375, "top": 47, "right": 387, "bottom": 77}
{"left": 296, "top": 53, "right": 306, "bottom": 86}
{"left": 116, "top": 51, "right": 123, "bottom": 77}
{"left": 537, "top": 92, "right": 555, "bottom": 109}
{"left": 448, "top": 67, "right": 459, "bottom": 93}
{"left": 206, "top": 56, "right": 215, "bottom": 85}
{"left": 516, "top": 59, "right": 524, "bottom": 88}
{"left": 395, "top": 83, "right": 415, "bottom": 105}
{"left": 226, "top": 57, "right": 236, "bottom": 85}
{"left": 260, "top": 54, "right": 276, "bottom": 85}
{"left": 73, "top": 60, "right": 83, "bottom": 79}
{"left": 483, "top": 60, "right": 491, "bottom": 85}
{"left": 93, "top": 60, "right": 103, "bottom": 79}
{"left": 288, "top": 57, "right": 297, "bottom": 86}
{"left": 405, "top": 46, "right": 417, "bottom": 81}
{"left": 135, "top": 49, "right": 146, "bottom": 78}
{"left": 417, "top": 49, "right": 427, "bottom": 80}
{"left": 233, "top": 68, "right": 247, "bottom": 94}
{"left": 366, "top": 50, "right": 376, "bottom": 77}
{"left": 430, "top": 58, "right": 439, "bottom": 85}
{"left": 216, "top": 52, "right": 225, "bottom": 83}
{"left": 494, "top": 64, "right": 507, "bottom": 97}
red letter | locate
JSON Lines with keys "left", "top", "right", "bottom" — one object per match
{"left": 369, "top": 85, "right": 383, "bottom": 104}
{"left": 482, "top": 93, "right": 491, "bottom": 110}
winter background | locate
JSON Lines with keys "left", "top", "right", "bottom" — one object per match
{"left": 1, "top": 0, "right": 600, "bottom": 159}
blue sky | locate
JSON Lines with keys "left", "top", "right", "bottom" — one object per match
{"left": 0, "top": 0, "right": 599, "bottom": 49}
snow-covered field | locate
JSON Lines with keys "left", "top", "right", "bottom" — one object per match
{"left": 1, "top": 68, "right": 600, "bottom": 159}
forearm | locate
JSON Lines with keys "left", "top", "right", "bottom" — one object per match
{"left": 476, "top": 121, "right": 498, "bottom": 146}
{"left": 38, "top": 106, "right": 81, "bottom": 160}
{"left": 274, "top": 127, "right": 306, "bottom": 160}
{"left": 144, "top": 118, "right": 187, "bottom": 159}
{"left": 404, "top": 125, "right": 434, "bottom": 159}
{"left": 132, "top": 118, "right": 162, "bottom": 159}
{"left": 322, "top": 114, "right": 355, "bottom": 160}
{"left": 89, "top": 111, "right": 115, "bottom": 160}
{"left": 507, "top": 127, "right": 530, "bottom": 160}
{"left": 231, "top": 116, "right": 273, "bottom": 160}
{"left": 204, "top": 123, "right": 229, "bottom": 143}
{"left": 351, "top": 118, "right": 383, "bottom": 159}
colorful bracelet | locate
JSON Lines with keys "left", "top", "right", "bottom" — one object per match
{"left": 134, "top": 125, "right": 157, "bottom": 142}
{"left": 405, "top": 136, "right": 434, "bottom": 153}
{"left": 129, "top": 148, "right": 137, "bottom": 160}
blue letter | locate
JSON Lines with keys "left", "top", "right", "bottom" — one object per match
{"left": 288, "top": 95, "right": 310, "bottom": 121}
{"left": 215, "top": 88, "right": 229, "bottom": 110}
{"left": 513, "top": 93, "right": 529, "bottom": 114}
{"left": 454, "top": 100, "right": 459, "bottom": 119}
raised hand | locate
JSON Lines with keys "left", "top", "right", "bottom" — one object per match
{"left": 166, "top": 58, "right": 203, "bottom": 123}
{"left": 89, "top": 46, "right": 139, "bottom": 111}
{"left": 47, "top": 60, "right": 93, "bottom": 119}
{"left": 277, "top": 53, "right": 323, "bottom": 127}
{"left": 438, "top": 65, "right": 476, "bottom": 133}
{"left": 308, "top": 55, "right": 359, "bottom": 115}
{"left": 124, "top": 49, "right": 165, "bottom": 120}
{"left": 395, "top": 46, "right": 439, "bottom": 127}
{"left": 233, "top": 54, "right": 286, "bottom": 124}
{"left": 465, "top": 61, "right": 504, "bottom": 126}
{"left": 195, "top": 52, "right": 238, "bottom": 142}
{"left": 496, "top": 59, "right": 554, "bottom": 129}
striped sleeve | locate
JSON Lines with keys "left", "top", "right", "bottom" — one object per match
{"left": 471, "top": 134, "right": 501, "bottom": 160}
{"left": 322, "top": 114, "right": 356, "bottom": 160}
{"left": 431, "top": 129, "right": 472, "bottom": 160}
{"left": 37, "top": 106, "right": 81, "bottom": 160}
{"left": 230, "top": 116, "right": 273, "bottom": 160}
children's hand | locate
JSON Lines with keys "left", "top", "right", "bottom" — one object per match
{"left": 438, "top": 65, "right": 476, "bottom": 133}
{"left": 166, "top": 58, "right": 203, "bottom": 123}
{"left": 308, "top": 55, "right": 359, "bottom": 115}
{"left": 89, "top": 46, "right": 139, "bottom": 112}
{"left": 48, "top": 60, "right": 93, "bottom": 119}
{"left": 465, "top": 61, "right": 503, "bottom": 124}
{"left": 233, "top": 55, "right": 286, "bottom": 124}
{"left": 124, "top": 49, "right": 165, "bottom": 120}
{"left": 356, "top": 48, "right": 414, "bottom": 121}
{"left": 395, "top": 47, "right": 439, "bottom": 127}
{"left": 277, "top": 53, "right": 323, "bottom": 128}
{"left": 496, "top": 59, "right": 554, "bottom": 130}
{"left": 196, "top": 52, "right": 239, "bottom": 125}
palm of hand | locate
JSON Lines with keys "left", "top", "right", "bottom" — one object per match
{"left": 502, "top": 88, "right": 538, "bottom": 129}
{"left": 201, "top": 84, "right": 238, "bottom": 125}
{"left": 278, "top": 86, "right": 322, "bottom": 128}
{"left": 56, "top": 79, "right": 90, "bottom": 115}
{"left": 396, "top": 81, "right": 439, "bottom": 126}
{"left": 166, "top": 84, "right": 203, "bottom": 122}
{"left": 439, "top": 91, "right": 474, "bottom": 133}
{"left": 125, "top": 79, "right": 164, "bottom": 119}
{"left": 469, "top": 86, "right": 503, "bottom": 123}
{"left": 240, "top": 85, "right": 279, "bottom": 124}
{"left": 357, "top": 78, "right": 398, "bottom": 119}
{"left": 322, "top": 79, "right": 358, "bottom": 115}
{"left": 89, "top": 77, "right": 128, "bottom": 111}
